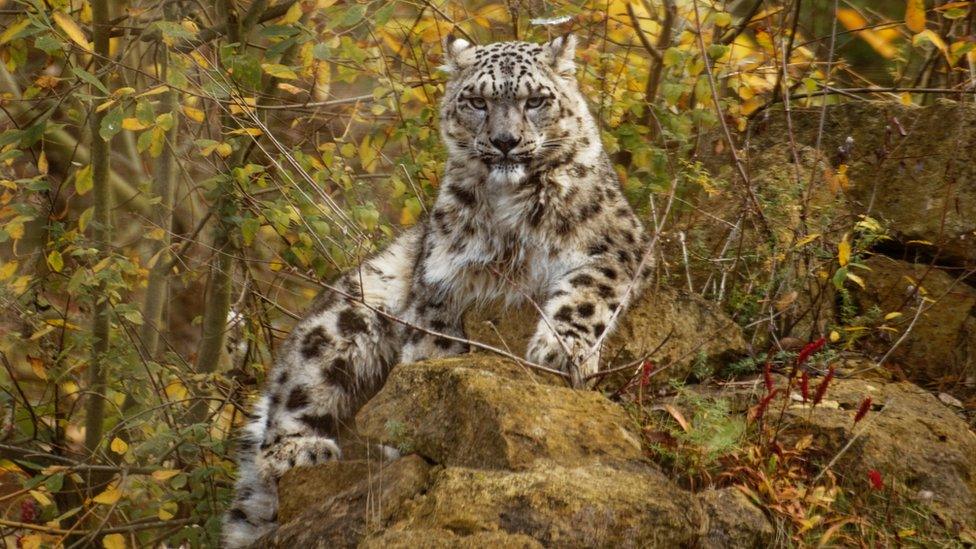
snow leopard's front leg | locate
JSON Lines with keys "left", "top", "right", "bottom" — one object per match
{"left": 223, "top": 231, "right": 418, "bottom": 548}
{"left": 527, "top": 246, "right": 644, "bottom": 387}
{"left": 399, "top": 242, "right": 469, "bottom": 364}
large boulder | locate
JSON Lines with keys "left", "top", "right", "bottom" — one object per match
{"left": 355, "top": 356, "right": 645, "bottom": 470}
{"left": 269, "top": 356, "right": 706, "bottom": 547}
{"left": 361, "top": 529, "right": 543, "bottom": 548}
{"left": 856, "top": 255, "right": 976, "bottom": 384}
{"left": 399, "top": 462, "right": 703, "bottom": 547}
{"left": 742, "top": 101, "right": 976, "bottom": 267}
{"left": 697, "top": 487, "right": 774, "bottom": 548}
{"left": 264, "top": 455, "right": 430, "bottom": 548}
{"left": 783, "top": 377, "right": 976, "bottom": 530}
{"left": 464, "top": 287, "right": 748, "bottom": 388}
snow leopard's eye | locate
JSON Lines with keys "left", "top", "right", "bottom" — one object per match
{"left": 466, "top": 97, "right": 487, "bottom": 110}
{"left": 525, "top": 96, "right": 548, "bottom": 109}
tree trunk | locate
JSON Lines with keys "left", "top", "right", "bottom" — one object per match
{"left": 84, "top": 0, "right": 113, "bottom": 454}
{"left": 139, "top": 8, "right": 181, "bottom": 360}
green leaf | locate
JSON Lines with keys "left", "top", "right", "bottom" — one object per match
{"left": 241, "top": 217, "right": 260, "bottom": 246}
{"left": 78, "top": 207, "right": 93, "bottom": 232}
{"left": 34, "top": 33, "right": 62, "bottom": 54}
{"left": 312, "top": 43, "right": 332, "bottom": 61}
{"left": 75, "top": 164, "right": 93, "bottom": 195}
{"left": 136, "top": 99, "right": 155, "bottom": 125}
{"left": 375, "top": 3, "right": 396, "bottom": 26}
{"left": 261, "top": 63, "right": 298, "bottom": 80}
{"left": 99, "top": 107, "right": 124, "bottom": 141}
{"left": 46, "top": 250, "right": 63, "bottom": 273}
{"left": 137, "top": 127, "right": 154, "bottom": 153}
{"left": 707, "top": 44, "right": 729, "bottom": 60}
{"left": 71, "top": 66, "right": 108, "bottom": 95}
{"left": 340, "top": 4, "right": 367, "bottom": 27}
{"left": 155, "top": 112, "right": 174, "bottom": 132}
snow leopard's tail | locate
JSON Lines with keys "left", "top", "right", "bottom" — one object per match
{"left": 222, "top": 396, "right": 277, "bottom": 548}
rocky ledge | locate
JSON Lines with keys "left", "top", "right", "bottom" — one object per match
{"left": 256, "top": 354, "right": 975, "bottom": 547}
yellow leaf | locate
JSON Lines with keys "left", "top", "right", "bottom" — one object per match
{"left": 884, "top": 311, "right": 903, "bottom": 321}
{"left": 96, "top": 99, "right": 116, "bottom": 113}
{"left": 110, "top": 437, "right": 128, "bottom": 455}
{"left": 740, "top": 96, "right": 764, "bottom": 116}
{"left": 79, "top": 207, "right": 94, "bottom": 232}
{"left": 52, "top": 11, "right": 91, "bottom": 52}
{"left": 261, "top": 63, "right": 299, "bottom": 80}
{"left": 359, "top": 135, "right": 377, "bottom": 173}
{"left": 829, "top": 330, "right": 840, "bottom": 342}
{"left": 6, "top": 221, "right": 24, "bottom": 240}
{"left": 228, "top": 128, "right": 263, "bottom": 137}
{"left": 0, "top": 459, "right": 25, "bottom": 474}
{"left": 29, "top": 489, "right": 53, "bottom": 507}
{"left": 905, "top": 0, "right": 926, "bottom": 33}
{"left": 0, "top": 18, "right": 30, "bottom": 46}
{"left": 28, "top": 356, "right": 47, "bottom": 380}
{"left": 280, "top": 1, "right": 303, "bottom": 24}
{"left": 75, "top": 164, "right": 93, "bottom": 196}
{"left": 913, "top": 29, "right": 948, "bottom": 54}
{"left": 164, "top": 380, "right": 187, "bottom": 401}
{"left": 138, "top": 85, "right": 169, "bottom": 97}
{"left": 182, "top": 105, "right": 205, "bottom": 123}
{"left": 158, "top": 501, "right": 178, "bottom": 520}
{"left": 0, "top": 260, "right": 17, "bottom": 281}
{"left": 846, "top": 271, "right": 866, "bottom": 288}
{"left": 837, "top": 234, "right": 851, "bottom": 266}
{"left": 215, "top": 143, "right": 233, "bottom": 157}
{"left": 37, "top": 151, "right": 48, "bottom": 175}
{"left": 148, "top": 126, "right": 166, "bottom": 158}
{"left": 837, "top": 9, "right": 897, "bottom": 58}
{"left": 181, "top": 19, "right": 199, "bottom": 35}
{"left": 93, "top": 485, "right": 122, "bottom": 505}
{"left": 277, "top": 82, "right": 305, "bottom": 95}
{"left": 20, "top": 535, "right": 45, "bottom": 549}
{"left": 46, "top": 250, "right": 64, "bottom": 273}
{"left": 152, "top": 469, "right": 180, "bottom": 481}
{"left": 102, "top": 533, "right": 126, "bottom": 549}
{"left": 794, "top": 233, "right": 821, "bottom": 247}
{"left": 122, "top": 118, "right": 151, "bottom": 131}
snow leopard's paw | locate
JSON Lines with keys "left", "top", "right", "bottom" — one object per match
{"left": 260, "top": 436, "right": 341, "bottom": 480}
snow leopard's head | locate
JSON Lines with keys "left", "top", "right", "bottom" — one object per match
{"left": 439, "top": 35, "right": 596, "bottom": 185}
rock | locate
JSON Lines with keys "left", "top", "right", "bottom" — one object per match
{"left": 464, "top": 287, "right": 748, "bottom": 387}
{"left": 264, "top": 455, "right": 430, "bottom": 548}
{"left": 783, "top": 377, "right": 976, "bottom": 530}
{"left": 742, "top": 101, "right": 976, "bottom": 266}
{"left": 361, "top": 529, "right": 543, "bottom": 548}
{"left": 355, "top": 356, "right": 645, "bottom": 470}
{"left": 401, "top": 462, "right": 703, "bottom": 547}
{"left": 856, "top": 255, "right": 976, "bottom": 383}
{"left": 697, "top": 487, "right": 774, "bottom": 548}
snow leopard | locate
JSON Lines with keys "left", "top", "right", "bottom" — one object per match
{"left": 223, "top": 34, "right": 648, "bottom": 547}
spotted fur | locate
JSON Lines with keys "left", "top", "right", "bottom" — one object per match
{"left": 223, "top": 34, "right": 648, "bottom": 547}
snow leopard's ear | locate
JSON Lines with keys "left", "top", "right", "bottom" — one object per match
{"left": 441, "top": 34, "right": 476, "bottom": 74}
{"left": 543, "top": 33, "right": 577, "bottom": 77}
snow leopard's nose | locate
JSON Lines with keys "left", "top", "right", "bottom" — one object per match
{"left": 490, "top": 133, "right": 521, "bottom": 155}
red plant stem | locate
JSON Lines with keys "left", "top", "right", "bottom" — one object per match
{"left": 813, "top": 366, "right": 836, "bottom": 406}
{"left": 797, "top": 337, "right": 827, "bottom": 366}
{"left": 853, "top": 396, "right": 872, "bottom": 424}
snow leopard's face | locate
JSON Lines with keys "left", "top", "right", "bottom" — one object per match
{"left": 439, "top": 35, "right": 589, "bottom": 185}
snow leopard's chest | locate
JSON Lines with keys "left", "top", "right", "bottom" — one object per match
{"left": 424, "top": 208, "right": 577, "bottom": 307}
